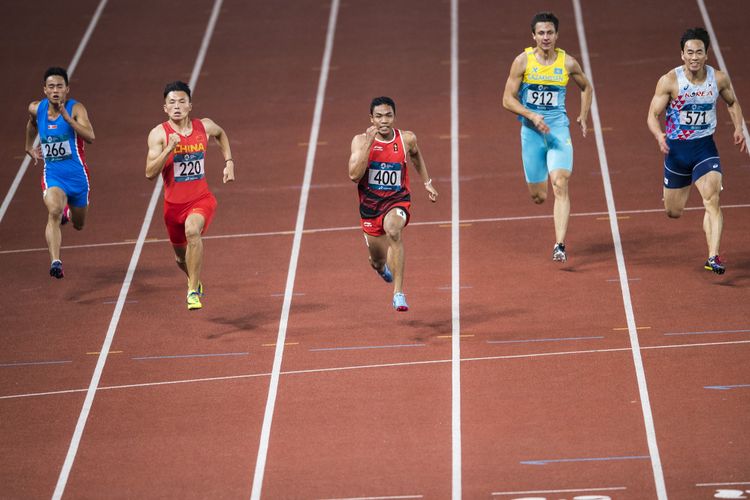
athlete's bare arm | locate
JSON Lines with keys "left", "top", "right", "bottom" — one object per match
{"left": 647, "top": 71, "right": 677, "bottom": 155}
{"left": 201, "top": 118, "right": 235, "bottom": 183}
{"left": 348, "top": 127, "right": 377, "bottom": 182}
{"left": 25, "top": 101, "right": 41, "bottom": 163}
{"left": 403, "top": 131, "right": 438, "bottom": 202}
{"left": 566, "top": 55, "right": 593, "bottom": 138}
{"left": 716, "top": 70, "right": 748, "bottom": 154}
{"left": 59, "top": 101, "right": 95, "bottom": 143}
{"left": 502, "top": 52, "right": 550, "bottom": 134}
{"left": 145, "top": 125, "right": 179, "bottom": 180}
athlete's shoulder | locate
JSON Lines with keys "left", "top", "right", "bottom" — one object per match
{"left": 147, "top": 123, "right": 168, "bottom": 143}
{"left": 28, "top": 100, "right": 41, "bottom": 115}
{"left": 400, "top": 130, "right": 418, "bottom": 149}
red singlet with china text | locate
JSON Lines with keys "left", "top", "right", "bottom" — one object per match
{"left": 161, "top": 119, "right": 211, "bottom": 204}
{"left": 357, "top": 128, "right": 411, "bottom": 219}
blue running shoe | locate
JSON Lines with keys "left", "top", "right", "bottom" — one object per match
{"left": 378, "top": 264, "right": 393, "bottom": 283}
{"left": 392, "top": 292, "right": 409, "bottom": 312}
{"left": 704, "top": 255, "right": 725, "bottom": 275}
{"left": 49, "top": 260, "right": 64, "bottom": 279}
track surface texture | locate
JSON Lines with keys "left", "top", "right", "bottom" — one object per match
{"left": 1, "top": 0, "right": 748, "bottom": 499}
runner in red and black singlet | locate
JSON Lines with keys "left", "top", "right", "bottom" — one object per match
{"left": 146, "top": 81, "right": 236, "bottom": 310}
{"left": 358, "top": 128, "right": 412, "bottom": 233}
{"left": 348, "top": 96, "right": 439, "bottom": 312}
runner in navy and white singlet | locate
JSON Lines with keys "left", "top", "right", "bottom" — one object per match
{"left": 348, "top": 96, "right": 438, "bottom": 312}
{"left": 25, "top": 67, "right": 96, "bottom": 279}
{"left": 648, "top": 27, "right": 748, "bottom": 274}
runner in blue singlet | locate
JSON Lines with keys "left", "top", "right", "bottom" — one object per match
{"left": 25, "top": 67, "right": 96, "bottom": 279}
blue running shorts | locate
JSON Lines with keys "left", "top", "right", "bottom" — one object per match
{"left": 520, "top": 124, "right": 573, "bottom": 184}
{"left": 664, "top": 135, "right": 722, "bottom": 189}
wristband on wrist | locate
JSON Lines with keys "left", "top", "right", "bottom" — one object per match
{"left": 424, "top": 178, "right": 432, "bottom": 186}
{"left": 225, "top": 158, "right": 234, "bottom": 163}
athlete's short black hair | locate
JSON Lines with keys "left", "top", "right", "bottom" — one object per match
{"left": 370, "top": 96, "right": 396, "bottom": 115}
{"left": 163, "top": 81, "right": 192, "bottom": 101}
{"left": 531, "top": 12, "right": 559, "bottom": 33}
{"left": 44, "top": 67, "right": 69, "bottom": 85}
{"left": 680, "top": 27, "right": 710, "bottom": 52}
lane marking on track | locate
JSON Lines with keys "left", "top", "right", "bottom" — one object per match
{"left": 606, "top": 277, "right": 640, "bottom": 282}
{"left": 613, "top": 326, "right": 651, "bottom": 331}
{"left": 665, "top": 329, "right": 750, "bottom": 336}
{"left": 0, "top": 360, "right": 72, "bottom": 368}
{"left": 704, "top": 384, "right": 750, "bottom": 391}
{"left": 4, "top": 338, "right": 750, "bottom": 401}
{"left": 318, "top": 495, "right": 423, "bottom": 500}
{"left": 486, "top": 336, "right": 604, "bottom": 344}
{"left": 572, "top": 1, "right": 667, "bottom": 497}
{"left": 595, "top": 216, "right": 630, "bottom": 220}
{"left": 492, "top": 486, "right": 626, "bottom": 496}
{"left": 86, "top": 351, "right": 122, "bottom": 355}
{"left": 309, "top": 344, "right": 425, "bottom": 352}
{"left": 437, "top": 335, "right": 473, "bottom": 339}
{"left": 4, "top": 203, "right": 750, "bottom": 256}
{"left": 450, "top": 1, "right": 462, "bottom": 498}
{"left": 131, "top": 352, "right": 249, "bottom": 361}
{"left": 697, "top": 482, "right": 750, "bottom": 486}
{"left": 521, "top": 455, "right": 649, "bottom": 465}
{"left": 51, "top": 2, "right": 225, "bottom": 498}
{"left": 0, "top": 0, "right": 109, "bottom": 226}
{"left": 250, "top": 1, "right": 341, "bottom": 498}
{"left": 262, "top": 343, "right": 299, "bottom": 347}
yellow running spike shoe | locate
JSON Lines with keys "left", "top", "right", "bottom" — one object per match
{"left": 187, "top": 290, "right": 203, "bottom": 310}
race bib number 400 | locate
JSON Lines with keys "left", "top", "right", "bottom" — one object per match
{"left": 174, "top": 152, "right": 205, "bottom": 182}
{"left": 679, "top": 103, "right": 715, "bottom": 130}
{"left": 368, "top": 162, "right": 402, "bottom": 191}
{"left": 525, "top": 86, "right": 559, "bottom": 109}
{"left": 42, "top": 135, "right": 72, "bottom": 162}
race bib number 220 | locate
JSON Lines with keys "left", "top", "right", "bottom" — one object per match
{"left": 174, "top": 152, "right": 205, "bottom": 182}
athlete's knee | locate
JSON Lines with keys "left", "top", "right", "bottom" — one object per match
{"left": 184, "top": 225, "right": 202, "bottom": 242}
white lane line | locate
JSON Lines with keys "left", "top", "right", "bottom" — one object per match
{"left": 249, "top": 1, "right": 340, "bottom": 498}
{"left": 5, "top": 203, "right": 750, "bottom": 256}
{"left": 571, "top": 1, "right": 667, "bottom": 499}
{"left": 492, "top": 486, "right": 626, "bottom": 496}
{"left": 696, "top": 482, "right": 750, "bottom": 486}
{"left": 5, "top": 338, "right": 750, "bottom": 402}
{"left": 450, "top": 0, "right": 462, "bottom": 498}
{"left": 50, "top": 1, "right": 225, "bottom": 498}
{"left": 0, "top": 0, "right": 109, "bottom": 226}
{"left": 318, "top": 496, "right": 423, "bottom": 500}
{"left": 697, "top": 0, "right": 750, "bottom": 153}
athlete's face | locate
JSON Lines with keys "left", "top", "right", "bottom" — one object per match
{"left": 43, "top": 75, "right": 69, "bottom": 104}
{"left": 164, "top": 91, "right": 192, "bottom": 121}
{"left": 370, "top": 104, "right": 395, "bottom": 139}
{"left": 681, "top": 39, "right": 708, "bottom": 73}
{"left": 532, "top": 22, "right": 558, "bottom": 51}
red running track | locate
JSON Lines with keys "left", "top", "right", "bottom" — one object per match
{"left": 1, "top": 0, "right": 748, "bottom": 499}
